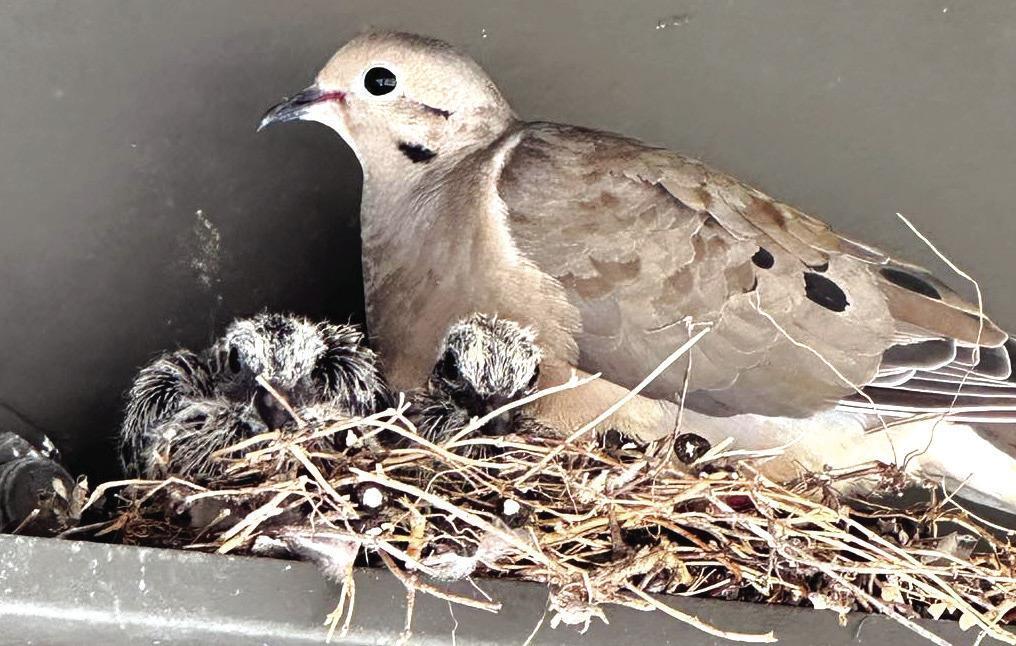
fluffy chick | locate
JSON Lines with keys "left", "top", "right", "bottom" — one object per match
{"left": 212, "top": 313, "right": 388, "bottom": 427}
{"left": 120, "top": 313, "right": 388, "bottom": 482}
{"left": 410, "top": 314, "right": 543, "bottom": 456}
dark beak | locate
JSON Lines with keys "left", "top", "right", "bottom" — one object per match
{"left": 478, "top": 395, "right": 516, "bottom": 436}
{"left": 258, "top": 84, "right": 341, "bottom": 131}
{"left": 487, "top": 412, "right": 514, "bottom": 436}
{"left": 254, "top": 385, "right": 295, "bottom": 430}
{"left": 459, "top": 393, "right": 518, "bottom": 435}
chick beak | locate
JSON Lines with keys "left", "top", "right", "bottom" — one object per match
{"left": 258, "top": 85, "right": 345, "bottom": 131}
{"left": 487, "top": 412, "right": 514, "bottom": 436}
{"left": 254, "top": 385, "right": 294, "bottom": 430}
{"left": 479, "top": 396, "right": 515, "bottom": 436}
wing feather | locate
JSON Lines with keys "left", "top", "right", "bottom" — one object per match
{"left": 497, "top": 122, "right": 1011, "bottom": 420}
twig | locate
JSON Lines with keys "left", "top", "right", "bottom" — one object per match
{"left": 10, "top": 508, "right": 41, "bottom": 534}
{"left": 324, "top": 572, "right": 355, "bottom": 643}
{"left": 256, "top": 374, "right": 307, "bottom": 428}
{"left": 625, "top": 584, "right": 777, "bottom": 643}
{"left": 515, "top": 325, "right": 712, "bottom": 485}
{"left": 448, "top": 371, "right": 602, "bottom": 445}
{"left": 749, "top": 291, "right": 893, "bottom": 446}
{"left": 377, "top": 551, "right": 502, "bottom": 613}
{"left": 894, "top": 212, "right": 985, "bottom": 470}
{"left": 350, "top": 467, "right": 558, "bottom": 571}
{"left": 808, "top": 561, "right": 953, "bottom": 646}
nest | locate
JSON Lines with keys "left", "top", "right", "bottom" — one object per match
{"left": 82, "top": 382, "right": 1016, "bottom": 645}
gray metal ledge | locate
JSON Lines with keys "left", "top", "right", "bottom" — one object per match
{"left": 0, "top": 535, "right": 992, "bottom": 645}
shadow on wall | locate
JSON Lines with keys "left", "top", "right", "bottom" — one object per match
{"left": 0, "top": 4, "right": 368, "bottom": 480}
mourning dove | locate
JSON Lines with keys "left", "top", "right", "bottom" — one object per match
{"left": 120, "top": 313, "right": 388, "bottom": 481}
{"left": 260, "top": 32, "right": 1016, "bottom": 512}
{"left": 409, "top": 313, "right": 544, "bottom": 455}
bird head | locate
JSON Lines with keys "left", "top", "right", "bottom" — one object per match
{"left": 218, "top": 313, "right": 327, "bottom": 429}
{"left": 430, "top": 314, "right": 542, "bottom": 435}
{"left": 259, "top": 31, "right": 515, "bottom": 173}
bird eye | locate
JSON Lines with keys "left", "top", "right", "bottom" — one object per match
{"left": 227, "top": 346, "right": 241, "bottom": 373}
{"left": 526, "top": 366, "right": 541, "bottom": 390}
{"left": 363, "top": 66, "right": 397, "bottom": 96}
{"left": 437, "top": 350, "right": 460, "bottom": 382}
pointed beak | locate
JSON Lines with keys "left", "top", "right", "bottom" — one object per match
{"left": 258, "top": 84, "right": 345, "bottom": 131}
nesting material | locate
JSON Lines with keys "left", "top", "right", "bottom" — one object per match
{"left": 89, "top": 388, "right": 1016, "bottom": 645}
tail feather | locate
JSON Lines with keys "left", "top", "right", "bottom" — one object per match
{"left": 841, "top": 335, "right": 1016, "bottom": 428}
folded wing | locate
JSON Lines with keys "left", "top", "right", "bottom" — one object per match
{"left": 498, "top": 122, "right": 1012, "bottom": 422}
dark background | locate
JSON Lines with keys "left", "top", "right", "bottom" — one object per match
{"left": 2, "top": 1, "right": 1015, "bottom": 480}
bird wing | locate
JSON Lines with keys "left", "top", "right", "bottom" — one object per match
{"left": 497, "top": 122, "right": 1012, "bottom": 419}
{"left": 312, "top": 322, "right": 391, "bottom": 416}
{"left": 119, "top": 350, "right": 217, "bottom": 474}
{"left": 159, "top": 400, "right": 262, "bottom": 482}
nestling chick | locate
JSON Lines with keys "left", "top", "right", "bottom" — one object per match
{"left": 410, "top": 314, "right": 543, "bottom": 455}
{"left": 212, "top": 313, "right": 388, "bottom": 428}
{"left": 120, "top": 313, "right": 388, "bottom": 482}
{"left": 120, "top": 348, "right": 218, "bottom": 479}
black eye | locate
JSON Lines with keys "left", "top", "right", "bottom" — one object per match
{"left": 437, "top": 350, "right": 460, "bottom": 382}
{"left": 364, "top": 66, "right": 397, "bottom": 96}
{"left": 228, "top": 346, "right": 241, "bottom": 373}
{"left": 526, "top": 365, "right": 541, "bottom": 390}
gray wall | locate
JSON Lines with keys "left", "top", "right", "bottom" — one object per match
{"left": 2, "top": 0, "right": 1015, "bottom": 479}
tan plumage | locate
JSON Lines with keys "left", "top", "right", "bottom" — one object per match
{"left": 260, "top": 31, "right": 1016, "bottom": 512}
{"left": 498, "top": 123, "right": 1014, "bottom": 418}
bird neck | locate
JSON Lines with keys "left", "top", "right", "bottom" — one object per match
{"left": 355, "top": 123, "right": 529, "bottom": 391}
{"left": 357, "top": 119, "right": 520, "bottom": 243}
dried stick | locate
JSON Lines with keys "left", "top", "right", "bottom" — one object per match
{"left": 625, "top": 584, "right": 777, "bottom": 643}
{"left": 515, "top": 325, "right": 712, "bottom": 485}
{"left": 377, "top": 551, "right": 502, "bottom": 613}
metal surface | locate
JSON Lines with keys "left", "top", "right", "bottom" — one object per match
{"left": 0, "top": 535, "right": 990, "bottom": 645}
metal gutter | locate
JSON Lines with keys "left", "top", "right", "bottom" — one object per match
{"left": 0, "top": 535, "right": 992, "bottom": 645}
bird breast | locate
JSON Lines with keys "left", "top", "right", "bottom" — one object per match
{"left": 358, "top": 133, "right": 580, "bottom": 392}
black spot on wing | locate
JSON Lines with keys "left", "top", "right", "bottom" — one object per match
{"left": 880, "top": 267, "right": 942, "bottom": 300}
{"left": 398, "top": 142, "right": 437, "bottom": 163}
{"left": 804, "top": 272, "right": 848, "bottom": 312}
{"left": 807, "top": 261, "right": 829, "bottom": 273}
{"left": 751, "top": 247, "right": 774, "bottom": 269}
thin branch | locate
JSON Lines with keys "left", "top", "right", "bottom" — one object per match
{"left": 625, "top": 584, "right": 777, "bottom": 643}
{"left": 516, "top": 325, "right": 712, "bottom": 485}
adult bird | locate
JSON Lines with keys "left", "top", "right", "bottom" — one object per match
{"left": 260, "top": 31, "right": 1016, "bottom": 511}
